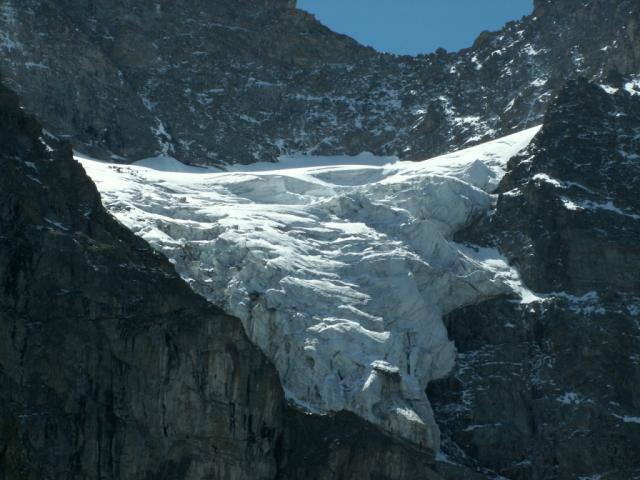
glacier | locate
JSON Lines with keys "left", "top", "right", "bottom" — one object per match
{"left": 79, "top": 126, "right": 540, "bottom": 451}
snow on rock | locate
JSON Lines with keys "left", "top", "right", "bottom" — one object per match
{"left": 78, "top": 126, "right": 540, "bottom": 451}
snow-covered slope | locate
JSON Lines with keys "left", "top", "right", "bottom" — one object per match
{"left": 79, "top": 126, "right": 540, "bottom": 450}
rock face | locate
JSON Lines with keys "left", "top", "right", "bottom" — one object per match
{"left": 0, "top": 84, "right": 445, "bottom": 479}
{"left": 471, "top": 76, "right": 640, "bottom": 295}
{"left": 0, "top": 0, "right": 639, "bottom": 164}
{"left": 428, "top": 78, "right": 640, "bottom": 479}
{"left": 70, "top": 75, "right": 640, "bottom": 478}
{"left": 0, "top": 82, "right": 284, "bottom": 479}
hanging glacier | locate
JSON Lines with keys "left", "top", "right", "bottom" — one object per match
{"left": 79, "top": 126, "right": 540, "bottom": 450}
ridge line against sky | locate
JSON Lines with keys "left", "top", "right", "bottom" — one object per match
{"left": 298, "top": 0, "right": 533, "bottom": 56}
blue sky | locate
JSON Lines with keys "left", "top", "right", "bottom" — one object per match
{"left": 297, "top": 0, "right": 533, "bottom": 56}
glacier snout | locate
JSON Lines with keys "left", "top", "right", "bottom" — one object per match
{"left": 80, "top": 126, "right": 540, "bottom": 450}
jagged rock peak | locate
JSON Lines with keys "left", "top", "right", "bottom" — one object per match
{"left": 0, "top": 0, "right": 638, "bottom": 165}
{"left": 533, "top": 0, "right": 638, "bottom": 17}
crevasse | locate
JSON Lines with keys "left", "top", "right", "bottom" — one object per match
{"left": 79, "top": 126, "right": 540, "bottom": 451}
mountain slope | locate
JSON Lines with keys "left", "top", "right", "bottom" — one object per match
{"left": 0, "top": 81, "right": 284, "bottom": 479}
{"left": 77, "top": 76, "right": 640, "bottom": 478}
{"left": 2, "top": 69, "right": 639, "bottom": 478}
{"left": 1, "top": 0, "right": 639, "bottom": 478}
{"left": 429, "top": 77, "right": 640, "bottom": 479}
{"left": 0, "top": 0, "right": 638, "bottom": 164}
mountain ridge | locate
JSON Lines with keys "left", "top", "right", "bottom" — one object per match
{"left": 0, "top": 0, "right": 638, "bottom": 165}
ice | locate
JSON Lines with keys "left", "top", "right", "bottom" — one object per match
{"left": 133, "top": 155, "right": 217, "bottom": 173}
{"left": 612, "top": 414, "right": 640, "bottom": 424}
{"left": 624, "top": 77, "right": 640, "bottom": 96}
{"left": 78, "top": 126, "right": 540, "bottom": 451}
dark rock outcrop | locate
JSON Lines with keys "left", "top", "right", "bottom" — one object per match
{"left": 0, "top": 82, "right": 284, "bottom": 479}
{"left": 429, "top": 79, "right": 640, "bottom": 479}
{"left": 0, "top": 0, "right": 639, "bottom": 164}
{"left": 473, "top": 77, "right": 640, "bottom": 294}
{"left": 279, "top": 410, "right": 443, "bottom": 480}
{"left": 0, "top": 84, "right": 443, "bottom": 479}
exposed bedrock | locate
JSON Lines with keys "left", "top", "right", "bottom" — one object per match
{"left": 0, "top": 83, "right": 445, "bottom": 479}
{"left": 0, "top": 0, "right": 638, "bottom": 164}
{"left": 429, "top": 78, "right": 640, "bottom": 479}
{"left": 0, "top": 82, "right": 283, "bottom": 479}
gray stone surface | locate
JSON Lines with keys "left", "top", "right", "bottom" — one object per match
{"left": 0, "top": 0, "right": 638, "bottom": 164}
{"left": 429, "top": 78, "right": 640, "bottom": 480}
{"left": 0, "top": 82, "right": 283, "bottom": 479}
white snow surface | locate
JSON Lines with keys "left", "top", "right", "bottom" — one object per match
{"left": 78, "top": 126, "right": 540, "bottom": 450}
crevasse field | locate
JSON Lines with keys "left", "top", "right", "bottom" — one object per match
{"left": 79, "top": 126, "right": 540, "bottom": 450}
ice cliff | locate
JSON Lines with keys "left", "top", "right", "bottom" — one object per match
{"left": 80, "top": 126, "right": 540, "bottom": 450}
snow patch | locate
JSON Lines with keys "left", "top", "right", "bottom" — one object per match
{"left": 0, "top": 2, "right": 21, "bottom": 51}
{"left": 599, "top": 84, "right": 619, "bottom": 95}
{"left": 151, "top": 119, "right": 175, "bottom": 156}
{"left": 133, "top": 155, "right": 217, "bottom": 173}
{"left": 561, "top": 198, "right": 640, "bottom": 220}
{"left": 548, "top": 291, "right": 606, "bottom": 315}
{"left": 612, "top": 414, "right": 640, "bottom": 425}
{"left": 533, "top": 173, "right": 563, "bottom": 188}
{"left": 557, "top": 392, "right": 581, "bottom": 405}
{"left": 561, "top": 197, "right": 582, "bottom": 211}
{"left": 624, "top": 78, "right": 640, "bottom": 96}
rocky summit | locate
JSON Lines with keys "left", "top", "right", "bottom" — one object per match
{"left": 1, "top": 0, "right": 640, "bottom": 479}
{"left": 0, "top": 0, "right": 639, "bottom": 164}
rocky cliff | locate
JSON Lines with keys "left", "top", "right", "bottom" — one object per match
{"left": 0, "top": 0, "right": 639, "bottom": 164}
{"left": 429, "top": 77, "right": 640, "bottom": 479}
{"left": 64, "top": 75, "right": 640, "bottom": 479}
{"left": 0, "top": 81, "right": 284, "bottom": 479}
